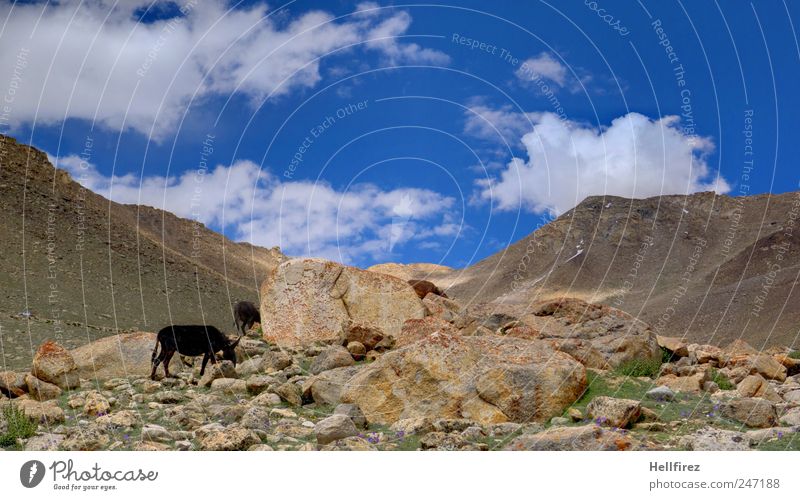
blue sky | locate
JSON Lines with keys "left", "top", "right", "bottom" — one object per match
{"left": 1, "top": 0, "right": 798, "bottom": 268}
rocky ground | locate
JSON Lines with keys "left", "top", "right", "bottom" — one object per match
{"left": 2, "top": 282, "right": 800, "bottom": 451}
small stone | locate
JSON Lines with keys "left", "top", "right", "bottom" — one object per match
{"left": 200, "top": 428, "right": 261, "bottom": 451}
{"left": 83, "top": 391, "right": 111, "bottom": 416}
{"left": 251, "top": 392, "right": 282, "bottom": 407}
{"left": 155, "top": 391, "right": 183, "bottom": 404}
{"left": 210, "top": 378, "right": 247, "bottom": 394}
{"left": 646, "top": 385, "right": 676, "bottom": 402}
{"left": 315, "top": 414, "right": 359, "bottom": 445}
{"left": 141, "top": 424, "right": 173, "bottom": 443}
{"left": 199, "top": 361, "right": 236, "bottom": 387}
{"left": 309, "top": 346, "right": 355, "bottom": 375}
{"left": 25, "top": 374, "right": 62, "bottom": 401}
{"left": 587, "top": 396, "right": 641, "bottom": 428}
{"left": 334, "top": 403, "right": 367, "bottom": 429}
{"left": 720, "top": 398, "right": 778, "bottom": 428}
{"left": 274, "top": 381, "right": 302, "bottom": 406}
{"left": 346, "top": 342, "right": 366, "bottom": 361}
{"left": 240, "top": 406, "right": 272, "bottom": 430}
{"left": 679, "top": 427, "right": 750, "bottom": 451}
{"left": 549, "top": 417, "right": 570, "bottom": 426}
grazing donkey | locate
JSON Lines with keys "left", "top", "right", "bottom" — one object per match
{"left": 150, "top": 325, "right": 241, "bottom": 380}
{"left": 233, "top": 300, "right": 261, "bottom": 336}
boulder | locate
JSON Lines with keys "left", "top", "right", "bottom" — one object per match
{"left": 774, "top": 354, "right": 800, "bottom": 376}
{"left": 422, "top": 294, "right": 461, "bottom": 322}
{"left": 25, "top": 433, "right": 65, "bottom": 451}
{"left": 274, "top": 381, "right": 302, "bottom": 406}
{"left": 505, "top": 425, "right": 655, "bottom": 451}
{"left": 9, "top": 399, "right": 65, "bottom": 424}
{"left": 720, "top": 398, "right": 778, "bottom": 428}
{"left": 679, "top": 427, "right": 750, "bottom": 451}
{"left": 341, "top": 332, "right": 586, "bottom": 425}
{"left": 306, "top": 366, "right": 362, "bottom": 406}
{"left": 657, "top": 335, "right": 689, "bottom": 358}
{"left": 309, "top": 346, "right": 354, "bottom": 374}
{"left": 70, "top": 332, "right": 183, "bottom": 380}
{"left": 645, "top": 385, "right": 676, "bottom": 402}
{"left": 200, "top": 428, "right": 261, "bottom": 451}
{"left": 737, "top": 374, "right": 781, "bottom": 402}
{"left": 260, "top": 258, "right": 425, "bottom": 346}
{"left": 315, "top": 414, "right": 358, "bottom": 445}
{"left": 396, "top": 317, "right": 459, "bottom": 348}
{"left": 346, "top": 342, "right": 366, "bottom": 361}
{"left": 240, "top": 406, "right": 272, "bottom": 430}
{"left": 689, "top": 344, "right": 723, "bottom": 364}
{"left": 0, "top": 371, "right": 27, "bottom": 397}
{"left": 779, "top": 407, "right": 800, "bottom": 426}
{"left": 25, "top": 374, "right": 62, "bottom": 401}
{"left": 83, "top": 390, "right": 111, "bottom": 416}
{"left": 751, "top": 355, "right": 787, "bottom": 382}
{"left": 586, "top": 396, "right": 641, "bottom": 428}
{"left": 31, "top": 341, "right": 80, "bottom": 389}
{"left": 334, "top": 403, "right": 367, "bottom": 429}
{"left": 210, "top": 378, "right": 247, "bottom": 394}
{"left": 199, "top": 360, "right": 236, "bottom": 387}
{"left": 655, "top": 373, "right": 706, "bottom": 393}
{"left": 531, "top": 298, "right": 661, "bottom": 368}
{"left": 61, "top": 425, "right": 110, "bottom": 451}
{"left": 340, "top": 322, "right": 385, "bottom": 351}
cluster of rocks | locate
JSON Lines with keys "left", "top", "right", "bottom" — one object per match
{"left": 2, "top": 257, "right": 799, "bottom": 451}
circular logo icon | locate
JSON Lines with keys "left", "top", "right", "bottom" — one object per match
{"left": 20, "top": 460, "right": 45, "bottom": 488}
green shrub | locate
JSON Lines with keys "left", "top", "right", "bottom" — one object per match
{"left": 661, "top": 347, "right": 676, "bottom": 364}
{"left": 788, "top": 350, "right": 800, "bottom": 360}
{"left": 614, "top": 358, "right": 662, "bottom": 378}
{"left": 708, "top": 368, "right": 735, "bottom": 390}
{"left": 0, "top": 403, "right": 38, "bottom": 448}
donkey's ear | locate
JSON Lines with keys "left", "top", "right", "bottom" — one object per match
{"left": 230, "top": 336, "right": 242, "bottom": 348}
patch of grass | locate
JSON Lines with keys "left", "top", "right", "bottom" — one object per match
{"left": 613, "top": 358, "right": 662, "bottom": 378}
{"left": 0, "top": 403, "right": 38, "bottom": 449}
{"left": 709, "top": 368, "right": 735, "bottom": 390}
{"left": 754, "top": 432, "right": 800, "bottom": 451}
{"left": 788, "top": 350, "right": 800, "bottom": 360}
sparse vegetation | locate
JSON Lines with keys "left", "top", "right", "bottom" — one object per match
{"left": 0, "top": 403, "right": 38, "bottom": 448}
{"left": 788, "top": 350, "right": 800, "bottom": 360}
{"left": 709, "top": 368, "right": 735, "bottom": 390}
{"left": 613, "top": 358, "right": 662, "bottom": 378}
{"left": 661, "top": 347, "right": 676, "bottom": 364}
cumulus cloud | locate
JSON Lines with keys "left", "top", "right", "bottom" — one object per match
{"left": 52, "top": 155, "right": 459, "bottom": 263}
{"left": 0, "top": 1, "right": 447, "bottom": 138}
{"left": 515, "top": 52, "right": 568, "bottom": 87}
{"left": 463, "top": 101, "right": 540, "bottom": 144}
{"left": 478, "top": 112, "right": 730, "bottom": 215}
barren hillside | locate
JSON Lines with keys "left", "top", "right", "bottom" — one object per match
{"left": 443, "top": 191, "right": 800, "bottom": 348}
{"left": 0, "top": 135, "right": 285, "bottom": 369}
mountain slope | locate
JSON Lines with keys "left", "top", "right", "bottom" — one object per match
{"left": 444, "top": 191, "right": 800, "bottom": 348}
{"left": 0, "top": 135, "right": 285, "bottom": 368}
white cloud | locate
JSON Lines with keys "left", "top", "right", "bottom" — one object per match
{"left": 478, "top": 112, "right": 730, "bottom": 215}
{"left": 0, "top": 1, "right": 447, "bottom": 138}
{"left": 515, "top": 52, "right": 568, "bottom": 87}
{"left": 52, "top": 154, "right": 459, "bottom": 264}
{"left": 463, "top": 101, "right": 540, "bottom": 143}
